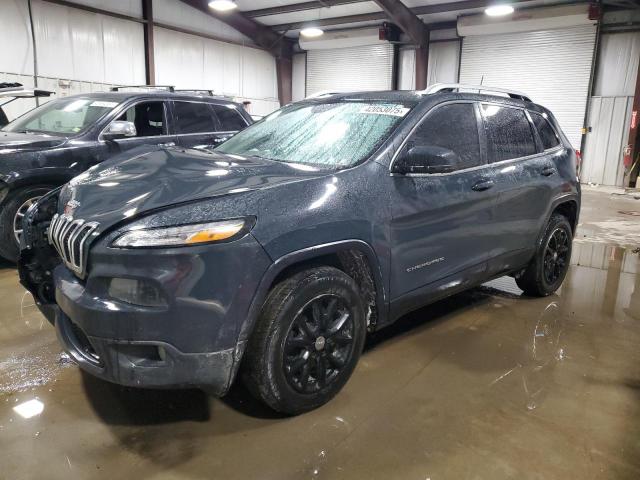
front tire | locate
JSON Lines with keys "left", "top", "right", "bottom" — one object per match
{"left": 516, "top": 213, "right": 573, "bottom": 297}
{"left": 0, "top": 185, "right": 52, "bottom": 262}
{"left": 242, "top": 266, "right": 366, "bottom": 415}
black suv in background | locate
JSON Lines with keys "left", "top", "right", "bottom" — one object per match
{"left": 19, "top": 85, "right": 580, "bottom": 415}
{"left": 0, "top": 87, "right": 252, "bottom": 261}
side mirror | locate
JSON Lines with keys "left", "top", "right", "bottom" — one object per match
{"left": 392, "top": 145, "right": 458, "bottom": 174}
{"left": 103, "top": 121, "right": 136, "bottom": 140}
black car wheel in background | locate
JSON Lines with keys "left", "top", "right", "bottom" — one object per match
{"left": 0, "top": 184, "right": 53, "bottom": 261}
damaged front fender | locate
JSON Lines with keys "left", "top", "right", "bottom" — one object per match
{"left": 17, "top": 187, "right": 62, "bottom": 324}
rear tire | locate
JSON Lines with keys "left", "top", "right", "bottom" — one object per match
{"left": 0, "top": 185, "right": 53, "bottom": 262}
{"left": 242, "top": 266, "right": 366, "bottom": 415}
{"left": 516, "top": 213, "right": 573, "bottom": 297}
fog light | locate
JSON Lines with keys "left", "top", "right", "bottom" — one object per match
{"left": 108, "top": 278, "right": 167, "bottom": 307}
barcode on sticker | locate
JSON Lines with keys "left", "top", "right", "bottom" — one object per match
{"left": 361, "top": 105, "right": 410, "bottom": 117}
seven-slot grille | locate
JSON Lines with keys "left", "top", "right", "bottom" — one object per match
{"left": 47, "top": 214, "right": 99, "bottom": 278}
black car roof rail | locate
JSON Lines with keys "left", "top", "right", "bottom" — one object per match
{"left": 110, "top": 85, "right": 176, "bottom": 92}
{"left": 422, "top": 83, "right": 532, "bottom": 102}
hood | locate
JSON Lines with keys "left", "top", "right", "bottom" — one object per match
{"left": 60, "top": 147, "right": 330, "bottom": 230}
{"left": 0, "top": 131, "right": 68, "bottom": 151}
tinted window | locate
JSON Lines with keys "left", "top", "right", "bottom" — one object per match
{"left": 212, "top": 104, "right": 247, "bottom": 131}
{"left": 481, "top": 104, "right": 536, "bottom": 162}
{"left": 116, "top": 101, "right": 165, "bottom": 137}
{"left": 173, "top": 102, "right": 217, "bottom": 134}
{"left": 409, "top": 103, "right": 481, "bottom": 170}
{"left": 531, "top": 112, "right": 560, "bottom": 150}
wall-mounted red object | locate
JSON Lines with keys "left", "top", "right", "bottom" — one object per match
{"left": 588, "top": 3, "right": 602, "bottom": 21}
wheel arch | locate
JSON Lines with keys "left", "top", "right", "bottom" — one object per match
{"left": 227, "top": 240, "right": 388, "bottom": 391}
{"left": 2, "top": 169, "right": 72, "bottom": 193}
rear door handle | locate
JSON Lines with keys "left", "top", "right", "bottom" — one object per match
{"left": 471, "top": 179, "right": 494, "bottom": 191}
{"left": 541, "top": 165, "right": 556, "bottom": 176}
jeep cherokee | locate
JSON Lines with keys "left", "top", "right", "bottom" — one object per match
{"left": 18, "top": 85, "right": 580, "bottom": 415}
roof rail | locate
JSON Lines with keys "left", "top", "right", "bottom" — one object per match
{"left": 305, "top": 90, "right": 343, "bottom": 100}
{"left": 0, "top": 83, "right": 54, "bottom": 101}
{"left": 110, "top": 85, "right": 175, "bottom": 92}
{"left": 422, "top": 83, "right": 532, "bottom": 102}
{"left": 173, "top": 89, "right": 235, "bottom": 100}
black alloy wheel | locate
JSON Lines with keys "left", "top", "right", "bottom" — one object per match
{"left": 283, "top": 294, "right": 355, "bottom": 394}
{"left": 542, "top": 228, "right": 570, "bottom": 285}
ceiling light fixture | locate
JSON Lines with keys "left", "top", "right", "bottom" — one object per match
{"left": 300, "top": 27, "right": 324, "bottom": 38}
{"left": 485, "top": 4, "right": 514, "bottom": 16}
{"left": 208, "top": 0, "right": 237, "bottom": 12}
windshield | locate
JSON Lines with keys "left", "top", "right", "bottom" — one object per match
{"left": 216, "top": 101, "right": 414, "bottom": 168}
{"left": 2, "top": 97, "right": 121, "bottom": 135}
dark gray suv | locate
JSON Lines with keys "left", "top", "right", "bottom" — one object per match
{"left": 18, "top": 85, "right": 580, "bottom": 415}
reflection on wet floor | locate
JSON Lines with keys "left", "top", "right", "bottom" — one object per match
{"left": 1, "top": 190, "right": 639, "bottom": 479}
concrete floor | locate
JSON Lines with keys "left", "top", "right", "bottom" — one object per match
{"left": 1, "top": 188, "right": 639, "bottom": 480}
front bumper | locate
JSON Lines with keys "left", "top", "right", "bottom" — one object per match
{"left": 51, "top": 233, "right": 272, "bottom": 392}
{"left": 55, "top": 307, "right": 234, "bottom": 392}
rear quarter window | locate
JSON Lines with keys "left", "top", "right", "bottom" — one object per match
{"left": 481, "top": 104, "right": 537, "bottom": 162}
{"left": 531, "top": 112, "right": 560, "bottom": 150}
{"left": 212, "top": 104, "right": 247, "bottom": 131}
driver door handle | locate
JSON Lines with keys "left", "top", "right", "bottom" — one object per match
{"left": 471, "top": 178, "right": 494, "bottom": 191}
{"left": 541, "top": 165, "right": 556, "bottom": 176}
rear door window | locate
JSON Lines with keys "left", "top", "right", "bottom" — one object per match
{"left": 530, "top": 112, "right": 560, "bottom": 150}
{"left": 408, "top": 102, "right": 482, "bottom": 170}
{"left": 481, "top": 104, "right": 537, "bottom": 162}
{"left": 211, "top": 104, "right": 247, "bottom": 132}
{"left": 173, "top": 101, "right": 218, "bottom": 134}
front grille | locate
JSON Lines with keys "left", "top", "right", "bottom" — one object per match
{"left": 47, "top": 214, "right": 99, "bottom": 278}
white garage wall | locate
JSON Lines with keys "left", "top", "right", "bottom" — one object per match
{"left": 593, "top": 32, "right": 640, "bottom": 97}
{"left": 0, "top": 0, "right": 34, "bottom": 76}
{"left": 306, "top": 44, "right": 395, "bottom": 95}
{"left": 292, "top": 53, "right": 306, "bottom": 102}
{"left": 0, "top": 0, "right": 145, "bottom": 121}
{"left": 398, "top": 41, "right": 461, "bottom": 90}
{"left": 460, "top": 25, "right": 597, "bottom": 149}
{"left": 153, "top": 27, "right": 279, "bottom": 117}
{"left": 31, "top": 0, "right": 145, "bottom": 85}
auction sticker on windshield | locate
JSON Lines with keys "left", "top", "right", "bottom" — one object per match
{"left": 90, "top": 101, "right": 119, "bottom": 108}
{"left": 361, "top": 104, "right": 410, "bottom": 117}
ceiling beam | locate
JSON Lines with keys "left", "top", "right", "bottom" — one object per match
{"left": 245, "top": 0, "right": 366, "bottom": 18}
{"left": 178, "top": 0, "right": 293, "bottom": 58}
{"left": 373, "top": 1, "right": 428, "bottom": 90}
{"left": 373, "top": 0, "right": 428, "bottom": 45}
{"left": 269, "top": 0, "right": 532, "bottom": 31}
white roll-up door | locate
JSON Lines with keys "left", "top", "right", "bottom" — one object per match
{"left": 459, "top": 25, "right": 597, "bottom": 149}
{"left": 306, "top": 44, "right": 394, "bottom": 96}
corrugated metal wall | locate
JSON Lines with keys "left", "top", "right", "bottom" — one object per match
{"left": 582, "top": 97, "right": 634, "bottom": 186}
{"left": 582, "top": 32, "right": 640, "bottom": 186}
{"left": 306, "top": 44, "right": 394, "bottom": 95}
{"left": 460, "top": 25, "right": 597, "bottom": 149}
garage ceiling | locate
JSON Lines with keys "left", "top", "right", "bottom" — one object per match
{"left": 228, "top": 0, "right": 638, "bottom": 37}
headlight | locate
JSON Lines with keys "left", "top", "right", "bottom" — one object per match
{"left": 112, "top": 218, "right": 250, "bottom": 248}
